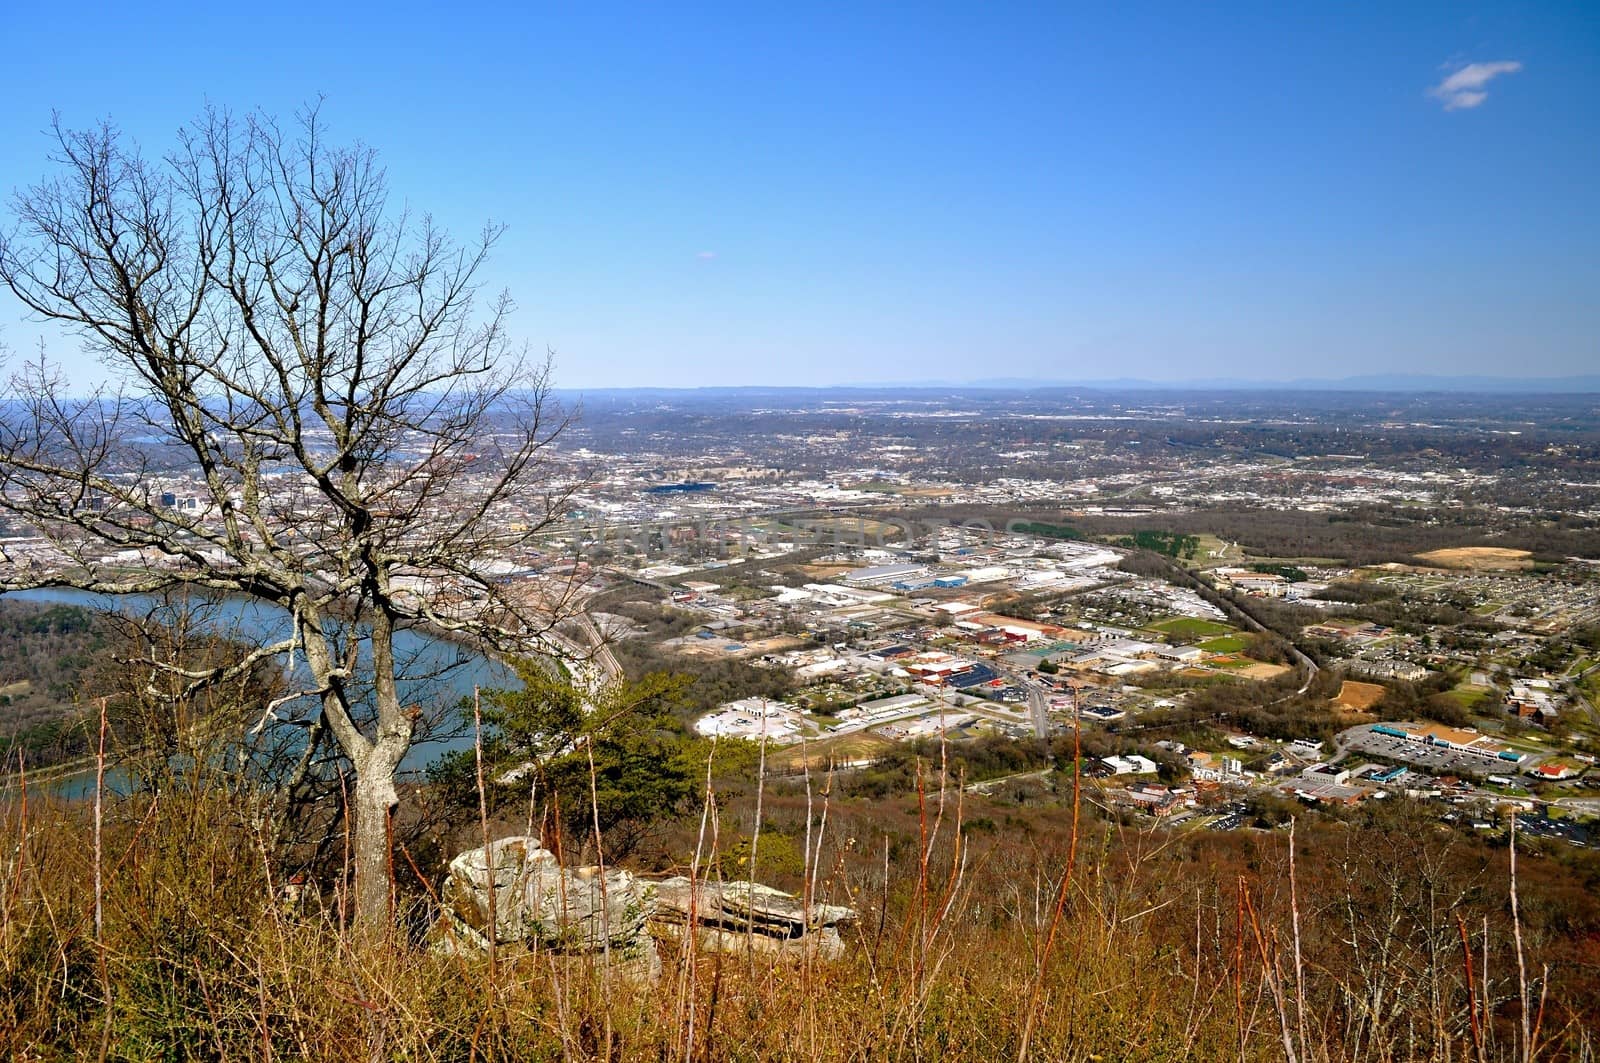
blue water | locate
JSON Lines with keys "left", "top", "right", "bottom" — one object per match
{"left": 2, "top": 588, "right": 518, "bottom": 795}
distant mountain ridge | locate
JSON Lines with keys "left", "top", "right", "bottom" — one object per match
{"left": 960, "top": 373, "right": 1600, "bottom": 393}
{"left": 560, "top": 373, "right": 1600, "bottom": 396}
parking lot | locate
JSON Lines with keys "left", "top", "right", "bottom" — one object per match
{"left": 1516, "top": 814, "right": 1592, "bottom": 847}
{"left": 1204, "top": 802, "right": 1250, "bottom": 832}
{"left": 1340, "top": 726, "right": 1525, "bottom": 780}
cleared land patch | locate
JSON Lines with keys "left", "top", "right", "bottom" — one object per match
{"left": 771, "top": 732, "right": 894, "bottom": 772}
{"left": 1238, "top": 662, "right": 1293, "bottom": 681}
{"left": 800, "top": 563, "right": 858, "bottom": 579}
{"left": 674, "top": 634, "right": 806, "bottom": 659}
{"left": 1414, "top": 547, "right": 1533, "bottom": 571}
{"left": 842, "top": 482, "right": 955, "bottom": 499}
{"left": 1334, "top": 680, "right": 1387, "bottom": 711}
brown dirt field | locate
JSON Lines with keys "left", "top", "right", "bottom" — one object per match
{"left": 736, "top": 635, "right": 806, "bottom": 656}
{"left": 801, "top": 563, "right": 857, "bottom": 578}
{"left": 1414, "top": 547, "right": 1533, "bottom": 570}
{"left": 672, "top": 641, "right": 733, "bottom": 658}
{"left": 1335, "top": 680, "right": 1387, "bottom": 710}
{"left": 1238, "top": 663, "right": 1293, "bottom": 681}
{"left": 676, "top": 635, "right": 804, "bottom": 659}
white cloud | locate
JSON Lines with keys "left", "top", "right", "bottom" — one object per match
{"left": 1429, "top": 60, "right": 1523, "bottom": 110}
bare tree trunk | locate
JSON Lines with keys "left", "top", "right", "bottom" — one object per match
{"left": 355, "top": 616, "right": 412, "bottom": 935}
{"left": 353, "top": 767, "right": 400, "bottom": 936}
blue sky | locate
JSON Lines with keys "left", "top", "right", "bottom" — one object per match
{"left": 1, "top": 2, "right": 1595, "bottom": 389}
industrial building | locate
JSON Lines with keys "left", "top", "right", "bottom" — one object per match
{"left": 844, "top": 563, "right": 930, "bottom": 587}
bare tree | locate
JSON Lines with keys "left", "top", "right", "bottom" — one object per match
{"left": 0, "top": 106, "right": 580, "bottom": 934}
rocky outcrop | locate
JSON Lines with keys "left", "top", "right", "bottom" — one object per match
{"left": 433, "top": 837, "right": 659, "bottom": 980}
{"left": 431, "top": 839, "right": 859, "bottom": 972}
{"left": 649, "top": 877, "right": 857, "bottom": 961}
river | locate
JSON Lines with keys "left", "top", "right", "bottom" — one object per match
{"left": 2, "top": 588, "right": 519, "bottom": 795}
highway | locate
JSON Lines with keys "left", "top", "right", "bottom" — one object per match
{"left": 535, "top": 604, "right": 625, "bottom": 707}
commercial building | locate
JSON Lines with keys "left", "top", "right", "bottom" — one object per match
{"left": 694, "top": 698, "right": 806, "bottom": 742}
{"left": 1370, "top": 722, "right": 1527, "bottom": 764}
{"left": 1102, "top": 754, "right": 1158, "bottom": 776}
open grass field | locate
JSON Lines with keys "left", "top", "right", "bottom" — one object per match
{"left": 1151, "top": 616, "right": 1233, "bottom": 639}
{"left": 1446, "top": 683, "right": 1495, "bottom": 709}
{"left": 1198, "top": 635, "right": 1247, "bottom": 654}
{"left": 790, "top": 516, "right": 908, "bottom": 539}
{"left": 1414, "top": 546, "right": 1534, "bottom": 571}
{"left": 1335, "top": 680, "right": 1387, "bottom": 711}
{"left": 1192, "top": 534, "right": 1237, "bottom": 561}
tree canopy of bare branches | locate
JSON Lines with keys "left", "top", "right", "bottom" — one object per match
{"left": 0, "top": 105, "right": 577, "bottom": 932}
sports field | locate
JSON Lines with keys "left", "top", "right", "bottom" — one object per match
{"left": 1151, "top": 616, "right": 1233, "bottom": 639}
{"left": 1198, "top": 635, "right": 1247, "bottom": 654}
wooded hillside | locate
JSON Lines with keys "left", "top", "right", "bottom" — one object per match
{"left": 0, "top": 599, "right": 108, "bottom": 763}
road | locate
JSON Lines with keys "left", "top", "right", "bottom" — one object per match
{"left": 1562, "top": 659, "right": 1600, "bottom": 729}
{"left": 536, "top": 605, "right": 625, "bottom": 707}
{"left": 965, "top": 767, "right": 1052, "bottom": 795}
{"left": 1148, "top": 553, "right": 1320, "bottom": 698}
{"left": 984, "top": 658, "right": 1054, "bottom": 740}
{"left": 1028, "top": 686, "right": 1052, "bottom": 739}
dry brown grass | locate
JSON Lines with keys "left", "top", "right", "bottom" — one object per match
{"left": 1414, "top": 546, "right": 1534, "bottom": 570}
{"left": 4, "top": 753, "right": 1597, "bottom": 1062}
{"left": 770, "top": 732, "right": 896, "bottom": 773}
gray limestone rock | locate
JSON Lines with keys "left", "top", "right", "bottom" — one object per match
{"left": 649, "top": 877, "right": 856, "bottom": 961}
{"left": 433, "top": 836, "right": 659, "bottom": 979}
